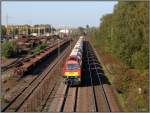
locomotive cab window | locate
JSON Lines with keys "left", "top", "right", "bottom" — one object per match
{"left": 67, "top": 64, "right": 80, "bottom": 70}
{"left": 69, "top": 57, "right": 78, "bottom": 61}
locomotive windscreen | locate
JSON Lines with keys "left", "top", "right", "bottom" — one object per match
{"left": 67, "top": 64, "right": 80, "bottom": 70}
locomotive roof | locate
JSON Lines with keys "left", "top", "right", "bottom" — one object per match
{"left": 69, "top": 36, "right": 83, "bottom": 57}
{"left": 66, "top": 60, "right": 78, "bottom": 64}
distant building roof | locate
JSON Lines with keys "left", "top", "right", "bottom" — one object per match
{"left": 59, "top": 29, "right": 69, "bottom": 34}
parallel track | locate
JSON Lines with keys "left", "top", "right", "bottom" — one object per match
{"left": 1, "top": 58, "right": 24, "bottom": 72}
{"left": 85, "top": 41, "right": 111, "bottom": 112}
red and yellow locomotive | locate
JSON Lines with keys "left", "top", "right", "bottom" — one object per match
{"left": 62, "top": 36, "right": 84, "bottom": 85}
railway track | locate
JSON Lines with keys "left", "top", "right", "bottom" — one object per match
{"left": 1, "top": 39, "right": 74, "bottom": 112}
{"left": 2, "top": 38, "right": 120, "bottom": 112}
{"left": 1, "top": 58, "right": 24, "bottom": 72}
{"left": 85, "top": 41, "right": 111, "bottom": 112}
{"left": 46, "top": 40, "right": 120, "bottom": 112}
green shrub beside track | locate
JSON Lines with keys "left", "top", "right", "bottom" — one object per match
{"left": 32, "top": 43, "right": 48, "bottom": 55}
{"left": 2, "top": 40, "right": 19, "bottom": 58}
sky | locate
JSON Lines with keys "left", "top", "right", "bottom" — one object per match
{"left": 2, "top": 1, "right": 117, "bottom": 28}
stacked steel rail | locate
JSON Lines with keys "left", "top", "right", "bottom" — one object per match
{"left": 1, "top": 37, "right": 60, "bottom": 73}
{"left": 14, "top": 39, "right": 70, "bottom": 77}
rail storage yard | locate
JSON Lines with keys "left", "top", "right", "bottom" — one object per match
{"left": 1, "top": 1, "right": 149, "bottom": 112}
{"left": 1, "top": 32, "right": 121, "bottom": 112}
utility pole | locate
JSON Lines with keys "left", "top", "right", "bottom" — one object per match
{"left": 6, "top": 13, "right": 8, "bottom": 35}
{"left": 38, "top": 26, "right": 40, "bottom": 36}
{"left": 6, "top": 13, "right": 8, "bottom": 28}
{"left": 58, "top": 30, "right": 60, "bottom": 75}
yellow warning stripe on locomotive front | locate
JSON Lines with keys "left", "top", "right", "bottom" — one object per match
{"left": 65, "top": 72, "right": 79, "bottom": 76}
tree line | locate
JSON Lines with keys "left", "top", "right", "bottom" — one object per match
{"left": 98, "top": 1, "right": 148, "bottom": 71}
{"left": 89, "top": 1, "right": 149, "bottom": 111}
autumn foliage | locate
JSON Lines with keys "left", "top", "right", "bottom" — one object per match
{"left": 89, "top": 1, "right": 149, "bottom": 111}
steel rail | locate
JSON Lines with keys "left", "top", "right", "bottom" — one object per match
{"left": 85, "top": 41, "right": 98, "bottom": 112}
{"left": 86, "top": 42, "right": 111, "bottom": 112}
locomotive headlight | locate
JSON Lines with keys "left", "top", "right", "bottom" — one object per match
{"left": 65, "top": 72, "right": 69, "bottom": 75}
{"left": 74, "top": 72, "right": 78, "bottom": 75}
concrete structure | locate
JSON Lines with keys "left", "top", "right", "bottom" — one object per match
{"left": 30, "top": 24, "right": 52, "bottom": 36}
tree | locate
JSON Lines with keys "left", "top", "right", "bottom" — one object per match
{"left": 2, "top": 40, "right": 18, "bottom": 58}
{"left": 1, "top": 25, "right": 7, "bottom": 35}
{"left": 96, "top": 1, "right": 149, "bottom": 111}
{"left": 98, "top": 1, "right": 148, "bottom": 68}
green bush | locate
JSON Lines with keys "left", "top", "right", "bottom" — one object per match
{"left": 113, "top": 72, "right": 132, "bottom": 94}
{"left": 32, "top": 43, "right": 48, "bottom": 55}
{"left": 2, "top": 40, "right": 18, "bottom": 58}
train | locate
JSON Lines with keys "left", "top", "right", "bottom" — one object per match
{"left": 62, "top": 36, "right": 84, "bottom": 85}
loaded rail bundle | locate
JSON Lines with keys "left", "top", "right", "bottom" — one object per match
{"left": 14, "top": 39, "right": 70, "bottom": 77}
